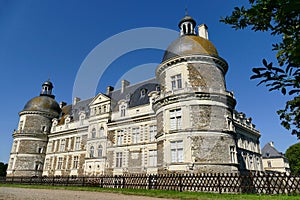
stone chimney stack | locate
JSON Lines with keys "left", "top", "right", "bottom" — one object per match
{"left": 198, "top": 24, "right": 209, "bottom": 40}
{"left": 121, "top": 80, "right": 130, "bottom": 93}
{"left": 106, "top": 86, "right": 114, "bottom": 95}
{"left": 73, "top": 97, "right": 81, "bottom": 105}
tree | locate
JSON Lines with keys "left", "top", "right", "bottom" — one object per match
{"left": 285, "top": 142, "right": 300, "bottom": 175}
{"left": 220, "top": 0, "right": 300, "bottom": 138}
{"left": 0, "top": 162, "right": 8, "bottom": 177}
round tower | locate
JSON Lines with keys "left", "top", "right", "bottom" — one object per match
{"left": 7, "top": 80, "right": 61, "bottom": 177}
{"left": 153, "top": 15, "right": 237, "bottom": 173}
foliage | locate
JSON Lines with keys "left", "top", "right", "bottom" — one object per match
{"left": 220, "top": 0, "right": 300, "bottom": 138}
{"left": 0, "top": 162, "right": 8, "bottom": 177}
{"left": 286, "top": 142, "right": 300, "bottom": 175}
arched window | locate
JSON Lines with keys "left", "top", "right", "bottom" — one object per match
{"left": 99, "top": 127, "right": 104, "bottom": 137}
{"left": 98, "top": 145, "right": 103, "bottom": 158}
{"left": 91, "top": 128, "right": 96, "bottom": 138}
{"left": 90, "top": 146, "right": 94, "bottom": 158}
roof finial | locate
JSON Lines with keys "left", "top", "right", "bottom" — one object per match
{"left": 184, "top": 0, "right": 188, "bottom": 16}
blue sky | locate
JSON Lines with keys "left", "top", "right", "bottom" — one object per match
{"left": 0, "top": 0, "right": 298, "bottom": 163}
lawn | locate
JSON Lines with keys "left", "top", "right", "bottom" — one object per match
{"left": 0, "top": 184, "right": 298, "bottom": 199}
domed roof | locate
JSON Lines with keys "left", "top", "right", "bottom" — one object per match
{"left": 22, "top": 96, "right": 61, "bottom": 116}
{"left": 178, "top": 15, "right": 196, "bottom": 28}
{"left": 162, "top": 35, "right": 218, "bottom": 62}
{"left": 42, "top": 80, "right": 53, "bottom": 88}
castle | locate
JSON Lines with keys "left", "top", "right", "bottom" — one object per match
{"left": 7, "top": 15, "right": 263, "bottom": 177}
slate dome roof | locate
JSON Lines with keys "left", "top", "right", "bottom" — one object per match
{"left": 22, "top": 96, "right": 61, "bottom": 116}
{"left": 162, "top": 35, "right": 218, "bottom": 62}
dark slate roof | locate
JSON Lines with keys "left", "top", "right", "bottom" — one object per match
{"left": 128, "top": 83, "right": 160, "bottom": 108}
{"left": 262, "top": 142, "right": 285, "bottom": 159}
{"left": 58, "top": 98, "right": 93, "bottom": 124}
{"left": 110, "top": 78, "right": 159, "bottom": 110}
{"left": 71, "top": 98, "right": 93, "bottom": 121}
{"left": 58, "top": 78, "right": 159, "bottom": 123}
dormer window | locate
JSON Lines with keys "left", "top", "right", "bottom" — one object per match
{"left": 120, "top": 105, "right": 126, "bottom": 117}
{"left": 140, "top": 89, "right": 146, "bottom": 98}
{"left": 156, "top": 86, "right": 160, "bottom": 92}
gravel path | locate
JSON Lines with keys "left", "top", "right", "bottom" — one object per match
{"left": 0, "top": 187, "right": 173, "bottom": 200}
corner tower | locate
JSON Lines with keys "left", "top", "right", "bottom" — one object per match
{"left": 153, "top": 16, "right": 238, "bottom": 173}
{"left": 7, "top": 80, "right": 61, "bottom": 177}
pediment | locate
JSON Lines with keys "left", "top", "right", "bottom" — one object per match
{"left": 89, "top": 93, "right": 110, "bottom": 106}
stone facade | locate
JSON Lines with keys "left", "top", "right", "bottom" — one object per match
{"left": 7, "top": 15, "right": 263, "bottom": 177}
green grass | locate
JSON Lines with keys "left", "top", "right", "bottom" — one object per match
{"left": 0, "top": 184, "right": 298, "bottom": 199}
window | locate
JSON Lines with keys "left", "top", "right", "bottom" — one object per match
{"left": 156, "top": 86, "right": 160, "bottom": 92}
{"left": 267, "top": 161, "right": 272, "bottom": 168}
{"left": 98, "top": 145, "right": 103, "bottom": 158}
{"left": 171, "top": 74, "right": 182, "bottom": 90}
{"left": 256, "top": 157, "right": 260, "bottom": 170}
{"left": 149, "top": 150, "right": 157, "bottom": 167}
{"left": 60, "top": 139, "right": 66, "bottom": 152}
{"left": 38, "top": 147, "right": 43, "bottom": 154}
{"left": 75, "top": 137, "right": 81, "bottom": 150}
{"left": 170, "top": 108, "right": 182, "bottom": 130}
{"left": 140, "top": 89, "right": 146, "bottom": 97}
{"left": 120, "top": 105, "right": 126, "bottom": 117}
{"left": 99, "top": 127, "right": 104, "bottom": 137}
{"left": 117, "top": 130, "right": 124, "bottom": 145}
{"left": 41, "top": 125, "right": 47, "bottom": 132}
{"left": 249, "top": 156, "right": 253, "bottom": 170}
{"left": 57, "top": 157, "right": 63, "bottom": 170}
{"left": 91, "top": 128, "right": 96, "bottom": 138}
{"left": 230, "top": 146, "right": 236, "bottom": 163}
{"left": 132, "top": 127, "right": 140, "bottom": 144}
{"left": 73, "top": 156, "right": 79, "bottom": 169}
{"left": 103, "top": 105, "right": 106, "bottom": 113}
{"left": 171, "top": 140, "right": 183, "bottom": 162}
{"left": 35, "top": 163, "right": 40, "bottom": 171}
{"left": 149, "top": 125, "right": 156, "bottom": 142}
{"left": 90, "top": 146, "right": 94, "bottom": 158}
{"left": 116, "top": 152, "right": 122, "bottom": 167}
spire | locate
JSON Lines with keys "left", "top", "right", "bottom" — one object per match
{"left": 178, "top": 15, "right": 196, "bottom": 36}
{"left": 40, "top": 80, "right": 55, "bottom": 98}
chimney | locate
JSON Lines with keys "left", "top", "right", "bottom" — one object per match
{"left": 106, "top": 86, "right": 114, "bottom": 95}
{"left": 59, "top": 101, "right": 67, "bottom": 108}
{"left": 73, "top": 97, "right": 81, "bottom": 105}
{"left": 269, "top": 141, "right": 274, "bottom": 147}
{"left": 198, "top": 24, "right": 209, "bottom": 39}
{"left": 121, "top": 80, "right": 130, "bottom": 93}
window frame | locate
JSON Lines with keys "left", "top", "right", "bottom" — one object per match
{"left": 170, "top": 140, "right": 184, "bottom": 163}
{"left": 171, "top": 74, "right": 182, "bottom": 90}
{"left": 170, "top": 108, "right": 182, "bottom": 130}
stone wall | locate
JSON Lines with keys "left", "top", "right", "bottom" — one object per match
{"left": 128, "top": 151, "right": 142, "bottom": 172}
{"left": 23, "top": 115, "right": 52, "bottom": 133}
{"left": 187, "top": 63, "right": 225, "bottom": 92}
{"left": 190, "top": 135, "right": 235, "bottom": 164}
{"left": 157, "top": 141, "right": 164, "bottom": 168}
{"left": 18, "top": 140, "right": 47, "bottom": 154}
